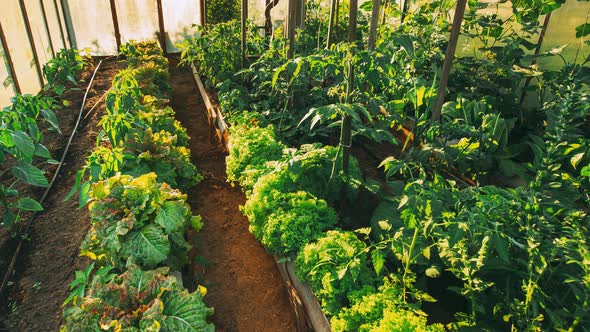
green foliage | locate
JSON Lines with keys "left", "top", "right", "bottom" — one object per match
{"left": 226, "top": 124, "right": 286, "bottom": 192}
{"left": 295, "top": 230, "right": 376, "bottom": 315}
{"left": 331, "top": 277, "right": 444, "bottom": 332}
{"left": 43, "top": 48, "right": 88, "bottom": 95}
{"left": 205, "top": 0, "right": 239, "bottom": 25}
{"left": 178, "top": 20, "right": 266, "bottom": 88}
{"left": 81, "top": 173, "right": 201, "bottom": 270}
{"left": 62, "top": 264, "right": 214, "bottom": 331}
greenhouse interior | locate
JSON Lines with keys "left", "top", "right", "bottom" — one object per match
{"left": 0, "top": 0, "right": 589, "bottom": 331}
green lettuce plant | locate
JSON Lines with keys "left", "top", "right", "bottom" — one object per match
{"left": 295, "top": 230, "right": 377, "bottom": 315}
{"left": 61, "top": 264, "right": 214, "bottom": 331}
{"left": 81, "top": 173, "right": 202, "bottom": 270}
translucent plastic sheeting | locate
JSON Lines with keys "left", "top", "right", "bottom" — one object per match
{"left": 43, "top": 0, "right": 69, "bottom": 51}
{"left": 117, "top": 0, "right": 159, "bottom": 45}
{"left": 26, "top": 0, "right": 55, "bottom": 82}
{"left": 1, "top": 0, "right": 42, "bottom": 95}
{"left": 64, "top": 0, "right": 118, "bottom": 55}
{"left": 0, "top": 42, "right": 15, "bottom": 107}
{"left": 162, "top": 0, "right": 201, "bottom": 53}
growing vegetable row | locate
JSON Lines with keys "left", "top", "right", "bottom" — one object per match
{"left": 61, "top": 41, "right": 214, "bottom": 331}
{"left": 180, "top": 3, "right": 590, "bottom": 330}
{"left": 0, "top": 49, "right": 87, "bottom": 234}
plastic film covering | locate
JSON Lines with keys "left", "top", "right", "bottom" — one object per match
{"left": 43, "top": 0, "right": 68, "bottom": 51}
{"left": 64, "top": 0, "right": 118, "bottom": 55}
{"left": 162, "top": 0, "right": 201, "bottom": 53}
{"left": 117, "top": 0, "right": 159, "bottom": 45}
{"left": 26, "top": 0, "right": 55, "bottom": 82}
{"left": 0, "top": 42, "right": 15, "bottom": 106}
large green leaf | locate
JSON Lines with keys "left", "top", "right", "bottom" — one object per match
{"left": 160, "top": 290, "right": 215, "bottom": 331}
{"left": 11, "top": 131, "right": 35, "bottom": 162}
{"left": 120, "top": 224, "right": 170, "bottom": 268}
{"left": 12, "top": 163, "right": 49, "bottom": 187}
{"left": 155, "top": 201, "right": 186, "bottom": 234}
{"left": 17, "top": 197, "right": 44, "bottom": 212}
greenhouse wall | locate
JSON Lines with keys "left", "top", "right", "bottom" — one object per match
{"left": 0, "top": 0, "right": 588, "bottom": 108}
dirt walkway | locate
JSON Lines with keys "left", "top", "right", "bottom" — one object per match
{"left": 169, "top": 57, "right": 297, "bottom": 332}
{"left": 1, "top": 59, "right": 125, "bottom": 331}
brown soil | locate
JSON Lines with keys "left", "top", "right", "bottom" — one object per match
{"left": 168, "top": 56, "right": 297, "bottom": 332}
{"left": 0, "top": 58, "right": 126, "bottom": 331}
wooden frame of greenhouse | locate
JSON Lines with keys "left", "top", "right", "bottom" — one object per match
{"left": 0, "top": 0, "right": 589, "bottom": 331}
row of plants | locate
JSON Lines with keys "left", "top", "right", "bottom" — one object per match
{"left": 183, "top": 0, "right": 589, "bottom": 330}
{"left": 0, "top": 49, "right": 88, "bottom": 235}
{"left": 60, "top": 41, "right": 214, "bottom": 331}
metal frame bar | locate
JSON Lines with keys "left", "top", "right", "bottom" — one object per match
{"left": 53, "top": 0, "right": 67, "bottom": 49}
{"left": 18, "top": 0, "right": 44, "bottom": 87}
{"left": 40, "top": 0, "right": 56, "bottom": 58}
{"left": 0, "top": 22, "right": 21, "bottom": 94}
{"left": 109, "top": 0, "right": 122, "bottom": 51}
{"left": 156, "top": 0, "right": 167, "bottom": 53}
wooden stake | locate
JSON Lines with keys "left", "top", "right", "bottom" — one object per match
{"left": 430, "top": 0, "right": 467, "bottom": 122}
{"left": 326, "top": 0, "right": 337, "bottom": 48}
{"left": 368, "top": 0, "right": 380, "bottom": 51}
{"left": 19, "top": 0, "right": 44, "bottom": 87}
{"left": 0, "top": 21, "right": 21, "bottom": 94}
{"left": 241, "top": 0, "right": 248, "bottom": 67}
{"left": 53, "top": 0, "right": 67, "bottom": 49}
{"left": 109, "top": 0, "right": 121, "bottom": 51}
{"left": 40, "top": 0, "right": 56, "bottom": 58}
{"left": 200, "top": 0, "right": 206, "bottom": 26}
{"left": 156, "top": 0, "right": 167, "bottom": 53}
{"left": 287, "top": 0, "right": 297, "bottom": 58}
{"left": 60, "top": 0, "right": 75, "bottom": 48}
{"left": 519, "top": 12, "right": 552, "bottom": 106}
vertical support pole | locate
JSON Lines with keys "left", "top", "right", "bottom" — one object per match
{"left": 430, "top": 0, "right": 467, "bottom": 122}
{"left": 0, "top": 22, "right": 21, "bottom": 94}
{"left": 326, "top": 0, "right": 337, "bottom": 48}
{"left": 400, "top": 0, "right": 409, "bottom": 23}
{"left": 19, "top": 0, "right": 44, "bottom": 87}
{"left": 287, "top": 0, "right": 297, "bottom": 59}
{"left": 265, "top": 0, "right": 280, "bottom": 37}
{"left": 241, "top": 0, "right": 248, "bottom": 67}
{"left": 348, "top": 0, "right": 358, "bottom": 43}
{"left": 53, "top": 0, "right": 67, "bottom": 49}
{"left": 60, "top": 0, "right": 76, "bottom": 49}
{"left": 381, "top": 0, "right": 388, "bottom": 25}
{"left": 519, "top": 12, "right": 552, "bottom": 106}
{"left": 368, "top": 0, "right": 380, "bottom": 51}
{"left": 200, "top": 0, "right": 206, "bottom": 26}
{"left": 40, "top": 0, "right": 56, "bottom": 58}
{"left": 156, "top": 0, "right": 167, "bottom": 54}
{"left": 109, "top": 0, "right": 121, "bottom": 52}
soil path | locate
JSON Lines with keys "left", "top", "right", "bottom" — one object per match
{"left": 1, "top": 59, "right": 126, "bottom": 331}
{"left": 169, "top": 57, "right": 297, "bottom": 332}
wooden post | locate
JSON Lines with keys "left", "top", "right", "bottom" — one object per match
{"left": 156, "top": 0, "right": 167, "bottom": 53}
{"left": 430, "top": 0, "right": 467, "bottom": 122}
{"left": 109, "top": 0, "right": 121, "bottom": 51}
{"left": 381, "top": 0, "right": 388, "bottom": 25}
{"left": 0, "top": 21, "right": 21, "bottom": 94}
{"left": 519, "top": 12, "right": 552, "bottom": 106}
{"left": 53, "top": 0, "right": 67, "bottom": 49}
{"left": 265, "top": 0, "right": 280, "bottom": 37}
{"left": 348, "top": 0, "right": 358, "bottom": 43}
{"left": 400, "top": 0, "right": 409, "bottom": 23}
{"left": 60, "top": 0, "right": 76, "bottom": 49}
{"left": 287, "top": 0, "right": 297, "bottom": 59}
{"left": 200, "top": 0, "right": 206, "bottom": 26}
{"left": 40, "top": 0, "right": 56, "bottom": 58}
{"left": 326, "top": 0, "right": 337, "bottom": 48}
{"left": 18, "top": 0, "right": 44, "bottom": 87}
{"left": 368, "top": 0, "right": 380, "bottom": 51}
{"left": 241, "top": 0, "right": 248, "bottom": 67}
